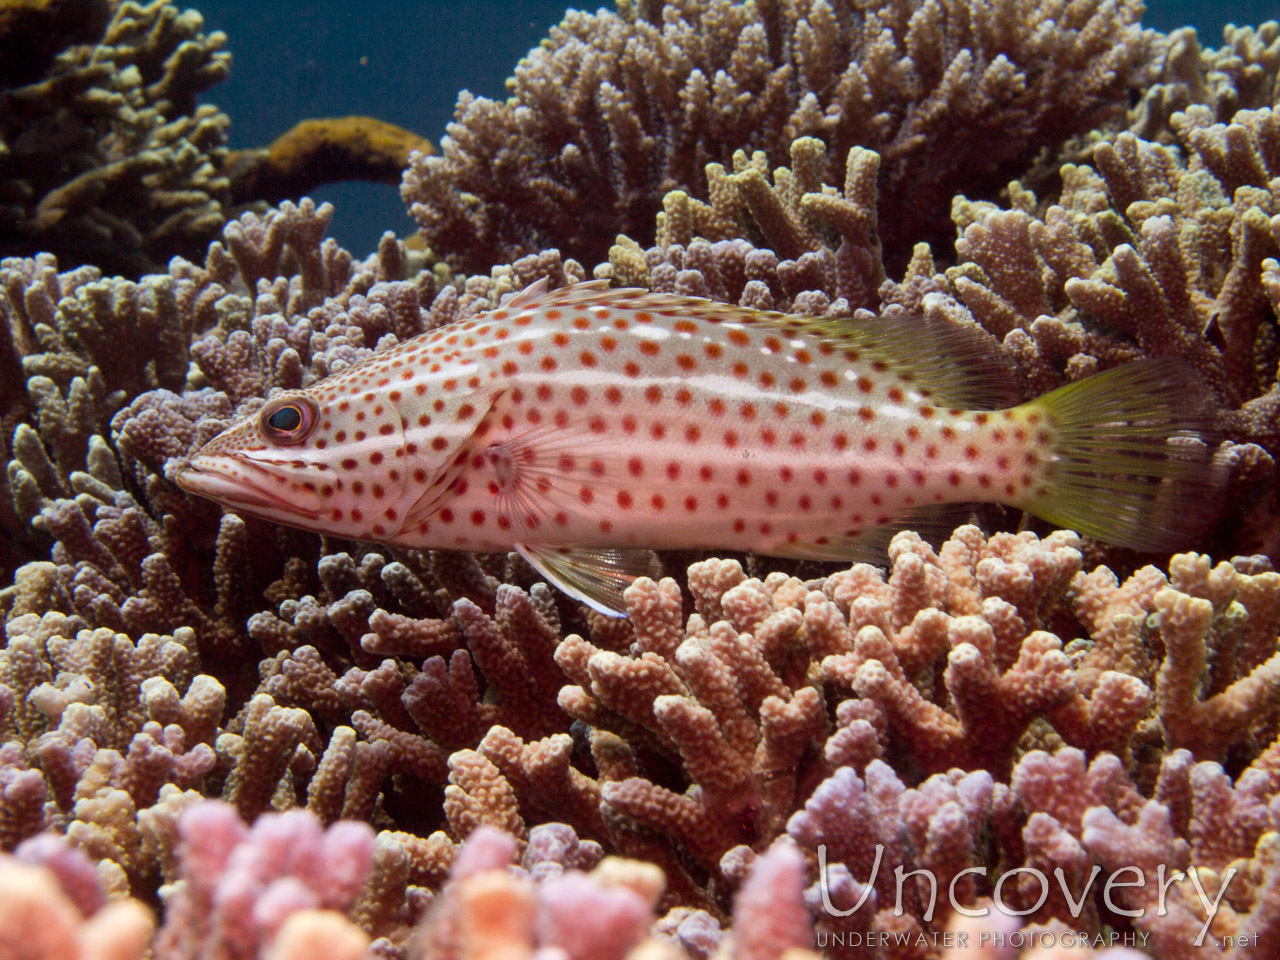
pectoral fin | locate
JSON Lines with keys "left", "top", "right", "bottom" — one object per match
{"left": 516, "top": 543, "right": 663, "bottom": 617}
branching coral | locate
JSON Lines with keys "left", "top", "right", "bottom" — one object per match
{"left": 404, "top": 0, "right": 1150, "bottom": 272}
{"left": 0, "top": 0, "right": 233, "bottom": 277}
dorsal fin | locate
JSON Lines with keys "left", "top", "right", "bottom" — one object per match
{"left": 498, "top": 281, "right": 1019, "bottom": 411}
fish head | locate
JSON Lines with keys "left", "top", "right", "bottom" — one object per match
{"left": 174, "top": 385, "right": 413, "bottom": 540}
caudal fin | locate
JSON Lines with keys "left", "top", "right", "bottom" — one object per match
{"left": 1019, "top": 359, "right": 1221, "bottom": 551}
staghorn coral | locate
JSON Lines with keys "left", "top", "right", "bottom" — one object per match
{"left": 0, "top": 0, "right": 233, "bottom": 277}
{"left": 404, "top": 0, "right": 1150, "bottom": 273}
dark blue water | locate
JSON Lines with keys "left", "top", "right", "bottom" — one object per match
{"left": 195, "top": 1, "right": 1276, "bottom": 258}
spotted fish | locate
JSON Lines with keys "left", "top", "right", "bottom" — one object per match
{"left": 175, "top": 279, "right": 1217, "bottom": 614}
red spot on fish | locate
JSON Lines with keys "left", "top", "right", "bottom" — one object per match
{"left": 579, "top": 487, "right": 594, "bottom": 504}
{"left": 765, "top": 490, "right": 778, "bottom": 506}
{"left": 651, "top": 494, "right": 664, "bottom": 510}
{"left": 685, "top": 425, "right": 701, "bottom": 442}
{"left": 341, "top": 458, "right": 358, "bottom": 470}
{"left": 675, "top": 388, "right": 692, "bottom": 405}
{"left": 948, "top": 472, "right": 962, "bottom": 486}
{"left": 789, "top": 377, "right": 807, "bottom": 392}
{"left": 733, "top": 362, "right": 749, "bottom": 378}
{"left": 759, "top": 372, "right": 775, "bottom": 388}
{"left": 628, "top": 458, "right": 643, "bottom": 476}
{"left": 571, "top": 386, "right": 588, "bottom": 405}
{"left": 639, "top": 341, "right": 660, "bottom": 356}
{"left": 685, "top": 496, "right": 698, "bottom": 511}
{"left": 552, "top": 332, "right": 569, "bottom": 347}
{"left": 667, "top": 462, "right": 681, "bottom": 481}
{"left": 432, "top": 437, "right": 448, "bottom": 451}
{"left": 579, "top": 350, "right": 597, "bottom": 366}
{"left": 617, "top": 491, "right": 633, "bottom": 508}
{"left": 541, "top": 356, "right": 558, "bottom": 372}
{"left": 600, "top": 335, "right": 617, "bottom": 351}
{"left": 705, "top": 343, "right": 723, "bottom": 359}
{"left": 920, "top": 406, "right": 935, "bottom": 418}
{"left": 624, "top": 361, "right": 641, "bottom": 377}
{"left": 863, "top": 438, "right": 877, "bottom": 452}
{"left": 677, "top": 354, "right": 697, "bottom": 371}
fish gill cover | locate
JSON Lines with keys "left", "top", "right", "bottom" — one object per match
{"left": 0, "top": 1, "right": 1279, "bottom": 958}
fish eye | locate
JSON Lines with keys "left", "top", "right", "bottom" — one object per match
{"left": 260, "top": 397, "right": 317, "bottom": 445}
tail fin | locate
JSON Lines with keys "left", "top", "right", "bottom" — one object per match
{"left": 1019, "top": 359, "right": 1221, "bottom": 551}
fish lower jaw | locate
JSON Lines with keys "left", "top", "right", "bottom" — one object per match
{"left": 174, "top": 458, "right": 323, "bottom": 519}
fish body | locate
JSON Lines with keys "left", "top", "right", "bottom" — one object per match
{"left": 176, "top": 280, "right": 1215, "bottom": 613}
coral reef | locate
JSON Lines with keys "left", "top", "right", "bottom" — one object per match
{"left": 0, "top": 0, "right": 233, "bottom": 276}
{"left": 3, "top": 2, "right": 1280, "bottom": 959}
{"left": 404, "top": 0, "right": 1151, "bottom": 272}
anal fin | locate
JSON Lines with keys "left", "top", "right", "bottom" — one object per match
{"left": 516, "top": 543, "right": 663, "bottom": 617}
{"left": 764, "top": 504, "right": 978, "bottom": 565}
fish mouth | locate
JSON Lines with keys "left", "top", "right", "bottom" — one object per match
{"left": 174, "top": 456, "right": 324, "bottom": 520}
